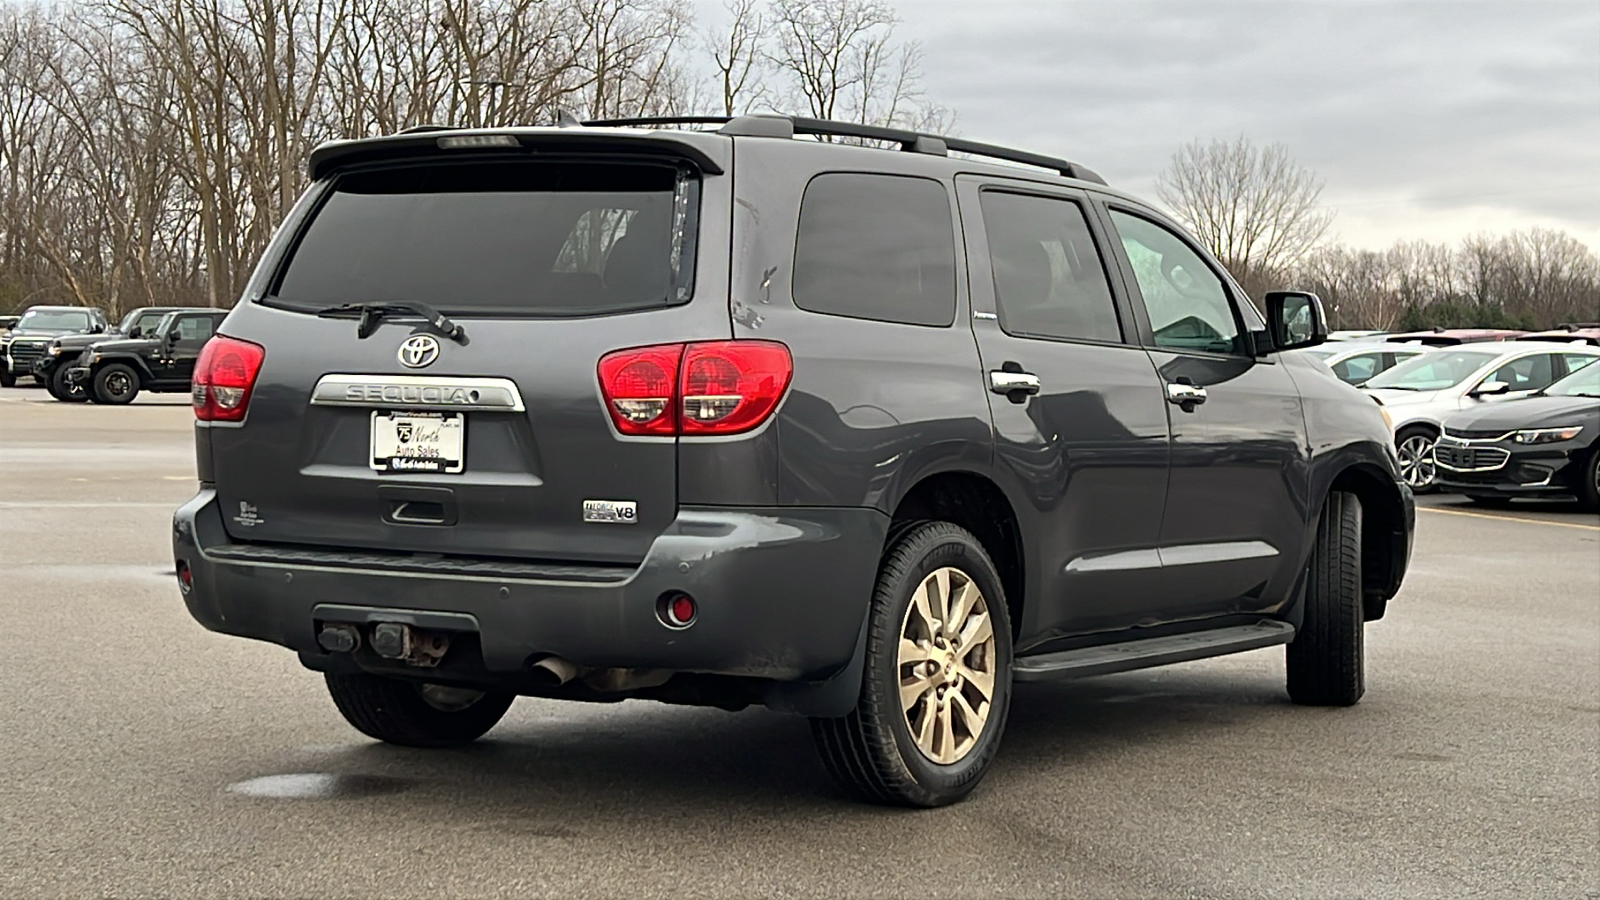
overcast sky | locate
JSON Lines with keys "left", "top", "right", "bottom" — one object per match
{"left": 705, "top": 0, "right": 1599, "bottom": 252}
{"left": 898, "top": 0, "right": 1600, "bottom": 250}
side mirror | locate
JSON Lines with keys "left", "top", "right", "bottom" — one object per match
{"left": 1471, "top": 380, "right": 1510, "bottom": 397}
{"left": 1265, "top": 290, "right": 1328, "bottom": 352}
{"left": 90, "top": 324, "right": 105, "bottom": 334}
{"left": 127, "top": 326, "right": 142, "bottom": 339}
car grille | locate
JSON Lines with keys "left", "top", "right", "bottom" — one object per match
{"left": 1434, "top": 442, "right": 1511, "bottom": 472}
{"left": 7, "top": 340, "right": 46, "bottom": 367}
{"left": 1441, "top": 426, "right": 1512, "bottom": 440}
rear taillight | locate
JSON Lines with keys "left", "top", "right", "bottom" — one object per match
{"left": 193, "top": 335, "right": 265, "bottom": 422}
{"left": 597, "top": 340, "right": 792, "bottom": 437}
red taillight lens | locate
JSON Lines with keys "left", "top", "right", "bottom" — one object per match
{"left": 597, "top": 344, "right": 684, "bottom": 435}
{"left": 680, "top": 341, "right": 792, "bottom": 435}
{"left": 596, "top": 340, "right": 791, "bottom": 437}
{"left": 193, "top": 335, "right": 265, "bottom": 422}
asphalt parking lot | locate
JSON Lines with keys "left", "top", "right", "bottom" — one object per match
{"left": 2, "top": 385, "right": 1596, "bottom": 899}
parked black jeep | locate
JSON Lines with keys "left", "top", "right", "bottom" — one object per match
{"left": 174, "top": 116, "right": 1414, "bottom": 807}
{"left": 37, "top": 306, "right": 211, "bottom": 402}
{"left": 1, "top": 305, "right": 109, "bottom": 387}
{"left": 65, "top": 309, "right": 227, "bottom": 404}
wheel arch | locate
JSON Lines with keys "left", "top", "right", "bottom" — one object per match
{"left": 887, "top": 470, "right": 1025, "bottom": 639}
{"left": 90, "top": 353, "right": 155, "bottom": 384}
{"left": 1325, "top": 461, "right": 1413, "bottom": 620}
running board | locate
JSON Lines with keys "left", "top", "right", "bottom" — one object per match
{"left": 1012, "top": 621, "right": 1295, "bottom": 683}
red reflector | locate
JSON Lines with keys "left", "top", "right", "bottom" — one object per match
{"left": 176, "top": 560, "right": 193, "bottom": 593}
{"left": 597, "top": 344, "right": 684, "bottom": 435}
{"left": 681, "top": 341, "right": 793, "bottom": 435}
{"left": 666, "top": 593, "right": 696, "bottom": 627}
{"left": 193, "top": 335, "right": 265, "bottom": 423}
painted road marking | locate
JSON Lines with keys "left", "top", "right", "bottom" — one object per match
{"left": 1420, "top": 505, "right": 1600, "bottom": 532}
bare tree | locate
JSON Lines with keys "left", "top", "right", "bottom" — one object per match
{"left": 765, "top": 0, "right": 942, "bottom": 132}
{"left": 706, "top": 0, "right": 766, "bottom": 116}
{"left": 1156, "top": 136, "right": 1335, "bottom": 301}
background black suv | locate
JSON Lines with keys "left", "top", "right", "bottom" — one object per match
{"left": 173, "top": 116, "right": 1413, "bottom": 807}
{"left": 66, "top": 309, "right": 227, "bottom": 404}
{"left": 36, "top": 306, "right": 211, "bottom": 402}
{"left": 1, "top": 305, "right": 108, "bottom": 387}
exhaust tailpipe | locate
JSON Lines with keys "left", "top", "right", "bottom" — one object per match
{"left": 529, "top": 655, "right": 579, "bottom": 686}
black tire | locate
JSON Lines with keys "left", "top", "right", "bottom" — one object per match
{"left": 49, "top": 365, "right": 88, "bottom": 403}
{"left": 1287, "top": 491, "right": 1365, "bottom": 706}
{"left": 91, "top": 363, "right": 140, "bottom": 404}
{"left": 810, "top": 522, "right": 1013, "bottom": 808}
{"left": 1395, "top": 426, "right": 1438, "bottom": 492}
{"left": 1465, "top": 495, "right": 1514, "bottom": 508}
{"left": 0, "top": 364, "right": 14, "bottom": 388}
{"left": 324, "top": 672, "right": 515, "bottom": 748}
{"left": 1577, "top": 449, "right": 1600, "bottom": 513}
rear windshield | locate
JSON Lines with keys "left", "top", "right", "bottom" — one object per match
{"left": 268, "top": 161, "right": 699, "bottom": 317}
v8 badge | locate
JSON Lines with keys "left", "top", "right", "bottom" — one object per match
{"left": 583, "top": 499, "right": 638, "bottom": 524}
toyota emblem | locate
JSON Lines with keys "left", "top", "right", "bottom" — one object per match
{"left": 398, "top": 334, "right": 441, "bottom": 369}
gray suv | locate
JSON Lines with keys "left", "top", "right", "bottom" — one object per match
{"left": 174, "top": 116, "right": 1414, "bottom": 807}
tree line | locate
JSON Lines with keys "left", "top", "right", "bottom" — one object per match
{"left": 1157, "top": 136, "right": 1598, "bottom": 331}
{"left": 0, "top": 0, "right": 937, "bottom": 317}
{"left": 0, "top": 1, "right": 1592, "bottom": 331}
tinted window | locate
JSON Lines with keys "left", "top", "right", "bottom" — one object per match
{"left": 1482, "top": 353, "right": 1556, "bottom": 392}
{"left": 979, "top": 192, "right": 1121, "bottom": 343}
{"left": 133, "top": 311, "right": 169, "bottom": 334}
{"left": 792, "top": 174, "right": 956, "bottom": 327}
{"left": 174, "top": 315, "right": 216, "bottom": 344}
{"left": 273, "top": 161, "right": 698, "bottom": 316}
{"left": 1330, "top": 353, "right": 1380, "bottom": 384}
{"left": 1560, "top": 353, "right": 1598, "bottom": 376}
{"left": 1365, "top": 350, "right": 1496, "bottom": 390}
{"left": 1108, "top": 210, "right": 1242, "bottom": 354}
{"left": 1547, "top": 361, "right": 1600, "bottom": 396}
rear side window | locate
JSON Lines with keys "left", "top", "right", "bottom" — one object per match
{"left": 173, "top": 316, "right": 216, "bottom": 344}
{"left": 271, "top": 161, "right": 699, "bottom": 317}
{"left": 792, "top": 173, "right": 956, "bottom": 327}
{"left": 979, "top": 191, "right": 1122, "bottom": 343}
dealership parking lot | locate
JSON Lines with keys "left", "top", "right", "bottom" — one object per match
{"left": 1, "top": 385, "right": 1596, "bottom": 899}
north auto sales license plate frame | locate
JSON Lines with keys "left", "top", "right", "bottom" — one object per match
{"left": 369, "top": 410, "right": 465, "bottom": 474}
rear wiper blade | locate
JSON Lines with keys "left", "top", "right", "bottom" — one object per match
{"left": 316, "top": 301, "right": 467, "bottom": 344}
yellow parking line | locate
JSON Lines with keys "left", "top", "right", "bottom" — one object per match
{"left": 1420, "top": 505, "right": 1600, "bottom": 531}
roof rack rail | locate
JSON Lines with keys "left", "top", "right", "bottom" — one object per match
{"left": 581, "top": 114, "right": 1107, "bottom": 185}
{"left": 399, "top": 124, "right": 454, "bottom": 134}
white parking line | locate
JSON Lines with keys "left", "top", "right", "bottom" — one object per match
{"left": 0, "top": 501, "right": 176, "bottom": 509}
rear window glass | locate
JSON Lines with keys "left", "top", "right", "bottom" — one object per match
{"left": 792, "top": 173, "right": 956, "bottom": 327}
{"left": 270, "top": 161, "right": 698, "bottom": 317}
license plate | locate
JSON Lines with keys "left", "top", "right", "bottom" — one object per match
{"left": 370, "top": 411, "right": 465, "bottom": 474}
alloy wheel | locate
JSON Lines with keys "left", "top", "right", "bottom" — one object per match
{"left": 896, "top": 566, "right": 997, "bottom": 765}
{"left": 106, "top": 370, "right": 133, "bottom": 399}
{"left": 1397, "top": 433, "right": 1437, "bottom": 489}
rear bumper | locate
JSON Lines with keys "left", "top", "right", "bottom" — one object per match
{"left": 173, "top": 488, "right": 885, "bottom": 690}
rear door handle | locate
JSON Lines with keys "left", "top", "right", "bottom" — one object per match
{"left": 990, "top": 370, "right": 1041, "bottom": 396}
{"left": 1166, "top": 382, "right": 1208, "bottom": 410}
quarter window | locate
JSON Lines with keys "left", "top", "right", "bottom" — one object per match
{"left": 1108, "top": 210, "right": 1242, "bottom": 355}
{"left": 979, "top": 191, "right": 1122, "bottom": 343}
{"left": 792, "top": 173, "right": 956, "bottom": 327}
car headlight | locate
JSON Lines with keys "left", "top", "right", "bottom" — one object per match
{"left": 1512, "top": 426, "right": 1584, "bottom": 444}
{"left": 89, "top": 352, "right": 101, "bottom": 363}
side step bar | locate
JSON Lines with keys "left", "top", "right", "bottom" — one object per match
{"left": 1012, "top": 620, "right": 1295, "bottom": 683}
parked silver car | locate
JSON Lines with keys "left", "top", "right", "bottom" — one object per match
{"left": 1362, "top": 341, "right": 1600, "bottom": 489}
{"left": 1298, "top": 341, "right": 1430, "bottom": 386}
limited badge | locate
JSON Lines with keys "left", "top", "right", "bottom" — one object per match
{"left": 583, "top": 499, "right": 638, "bottom": 524}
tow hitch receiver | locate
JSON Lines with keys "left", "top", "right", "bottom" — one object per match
{"left": 322, "top": 622, "right": 451, "bottom": 668}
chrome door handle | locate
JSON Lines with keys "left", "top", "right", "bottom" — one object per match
{"left": 1166, "top": 382, "right": 1208, "bottom": 408}
{"left": 990, "top": 371, "right": 1041, "bottom": 395}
